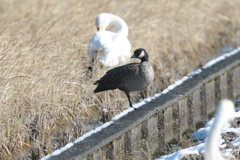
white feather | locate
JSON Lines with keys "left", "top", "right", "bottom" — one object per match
{"left": 88, "top": 13, "right": 131, "bottom": 67}
{"left": 204, "top": 99, "right": 236, "bottom": 160}
{"left": 138, "top": 51, "right": 145, "bottom": 58}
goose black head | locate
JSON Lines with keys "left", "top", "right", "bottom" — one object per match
{"left": 131, "top": 48, "right": 148, "bottom": 62}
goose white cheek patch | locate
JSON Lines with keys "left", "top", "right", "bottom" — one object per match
{"left": 138, "top": 51, "right": 145, "bottom": 58}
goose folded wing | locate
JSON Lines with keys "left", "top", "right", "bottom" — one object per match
{"left": 94, "top": 63, "right": 138, "bottom": 92}
{"left": 106, "top": 63, "right": 138, "bottom": 84}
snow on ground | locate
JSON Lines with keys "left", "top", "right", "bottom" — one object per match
{"left": 155, "top": 108, "right": 240, "bottom": 160}
{"left": 42, "top": 48, "right": 240, "bottom": 160}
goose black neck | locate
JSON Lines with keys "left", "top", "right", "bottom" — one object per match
{"left": 141, "top": 54, "right": 148, "bottom": 63}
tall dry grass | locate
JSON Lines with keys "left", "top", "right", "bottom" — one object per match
{"left": 0, "top": 0, "right": 240, "bottom": 159}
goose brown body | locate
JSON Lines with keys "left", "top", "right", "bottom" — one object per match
{"left": 94, "top": 48, "right": 154, "bottom": 108}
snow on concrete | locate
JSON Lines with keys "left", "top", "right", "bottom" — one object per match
{"left": 42, "top": 48, "right": 240, "bottom": 160}
{"left": 41, "top": 121, "right": 114, "bottom": 160}
{"left": 156, "top": 143, "right": 205, "bottom": 160}
{"left": 203, "top": 47, "right": 240, "bottom": 69}
{"left": 155, "top": 110, "right": 240, "bottom": 160}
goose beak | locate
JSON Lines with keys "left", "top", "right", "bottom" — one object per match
{"left": 97, "top": 26, "right": 103, "bottom": 31}
{"left": 131, "top": 54, "right": 136, "bottom": 59}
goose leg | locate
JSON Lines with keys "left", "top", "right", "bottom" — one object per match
{"left": 124, "top": 91, "right": 135, "bottom": 109}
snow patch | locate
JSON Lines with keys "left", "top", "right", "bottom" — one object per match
{"left": 41, "top": 121, "right": 114, "bottom": 160}
{"left": 42, "top": 48, "right": 240, "bottom": 160}
{"left": 155, "top": 144, "right": 205, "bottom": 160}
{"left": 156, "top": 109, "right": 240, "bottom": 160}
{"left": 203, "top": 47, "right": 240, "bottom": 69}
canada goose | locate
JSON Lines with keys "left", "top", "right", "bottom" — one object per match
{"left": 94, "top": 48, "right": 154, "bottom": 108}
{"left": 88, "top": 13, "right": 131, "bottom": 67}
{"left": 204, "top": 99, "right": 236, "bottom": 160}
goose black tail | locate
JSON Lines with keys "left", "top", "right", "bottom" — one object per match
{"left": 94, "top": 79, "right": 117, "bottom": 93}
{"left": 93, "top": 79, "right": 108, "bottom": 93}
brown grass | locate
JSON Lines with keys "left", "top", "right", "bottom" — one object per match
{"left": 0, "top": 0, "right": 240, "bottom": 159}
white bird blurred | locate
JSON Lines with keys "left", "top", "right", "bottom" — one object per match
{"left": 204, "top": 99, "right": 236, "bottom": 160}
{"left": 88, "top": 13, "right": 131, "bottom": 67}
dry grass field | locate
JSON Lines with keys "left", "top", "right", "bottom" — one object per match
{"left": 0, "top": 0, "right": 240, "bottom": 159}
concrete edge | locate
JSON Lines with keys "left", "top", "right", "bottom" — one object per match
{"left": 43, "top": 48, "right": 240, "bottom": 160}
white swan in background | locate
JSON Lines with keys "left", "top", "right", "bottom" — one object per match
{"left": 88, "top": 13, "right": 131, "bottom": 67}
{"left": 204, "top": 99, "right": 236, "bottom": 160}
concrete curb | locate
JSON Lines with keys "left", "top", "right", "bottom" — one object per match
{"left": 43, "top": 48, "right": 240, "bottom": 160}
